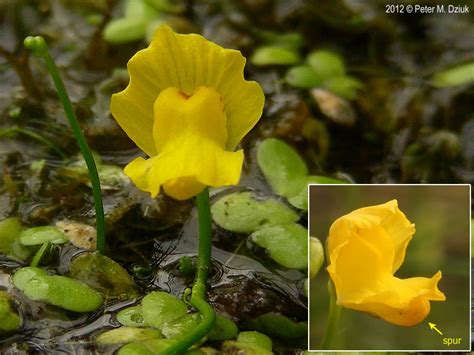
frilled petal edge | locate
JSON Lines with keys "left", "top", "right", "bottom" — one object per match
{"left": 342, "top": 271, "right": 445, "bottom": 326}
{"left": 110, "top": 25, "right": 264, "bottom": 157}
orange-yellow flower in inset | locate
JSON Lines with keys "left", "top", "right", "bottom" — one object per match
{"left": 327, "top": 200, "right": 445, "bottom": 326}
{"left": 110, "top": 25, "right": 264, "bottom": 200}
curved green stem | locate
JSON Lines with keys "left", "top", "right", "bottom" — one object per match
{"left": 320, "top": 280, "right": 342, "bottom": 349}
{"left": 0, "top": 126, "right": 67, "bottom": 159}
{"left": 162, "top": 188, "right": 216, "bottom": 354}
{"left": 30, "top": 242, "right": 49, "bottom": 267}
{"left": 24, "top": 36, "right": 106, "bottom": 255}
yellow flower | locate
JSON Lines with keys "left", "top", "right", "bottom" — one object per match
{"left": 110, "top": 26, "right": 264, "bottom": 200}
{"left": 327, "top": 200, "right": 445, "bottom": 326}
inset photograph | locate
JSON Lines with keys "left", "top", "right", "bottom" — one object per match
{"left": 308, "top": 184, "right": 471, "bottom": 351}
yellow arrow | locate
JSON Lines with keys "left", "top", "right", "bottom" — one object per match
{"left": 428, "top": 322, "right": 443, "bottom": 335}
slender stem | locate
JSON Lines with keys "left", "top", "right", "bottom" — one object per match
{"left": 24, "top": 36, "right": 106, "bottom": 255}
{"left": 30, "top": 242, "right": 49, "bottom": 267}
{"left": 0, "top": 127, "right": 67, "bottom": 159}
{"left": 162, "top": 188, "right": 216, "bottom": 355}
{"left": 320, "top": 280, "right": 342, "bottom": 349}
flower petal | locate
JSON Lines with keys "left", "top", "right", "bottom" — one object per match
{"left": 123, "top": 85, "right": 244, "bottom": 200}
{"left": 110, "top": 25, "right": 264, "bottom": 156}
{"left": 327, "top": 200, "right": 446, "bottom": 327}
{"left": 123, "top": 156, "right": 161, "bottom": 197}
{"left": 348, "top": 271, "right": 445, "bottom": 326}
{"left": 328, "top": 200, "right": 415, "bottom": 272}
{"left": 328, "top": 226, "right": 390, "bottom": 303}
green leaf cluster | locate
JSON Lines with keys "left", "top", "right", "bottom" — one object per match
{"left": 211, "top": 191, "right": 307, "bottom": 270}
{"left": 257, "top": 138, "right": 344, "bottom": 210}
{"left": 286, "top": 50, "right": 363, "bottom": 99}
{"left": 115, "top": 291, "right": 238, "bottom": 353}
{"left": 13, "top": 267, "right": 103, "bottom": 312}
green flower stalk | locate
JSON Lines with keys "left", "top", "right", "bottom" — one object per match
{"left": 162, "top": 188, "right": 216, "bottom": 354}
{"left": 24, "top": 36, "right": 106, "bottom": 254}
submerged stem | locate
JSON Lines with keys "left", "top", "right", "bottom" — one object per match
{"left": 0, "top": 127, "right": 67, "bottom": 159}
{"left": 163, "top": 187, "right": 216, "bottom": 354}
{"left": 30, "top": 242, "right": 49, "bottom": 267}
{"left": 24, "top": 36, "right": 106, "bottom": 255}
{"left": 320, "top": 280, "right": 342, "bottom": 349}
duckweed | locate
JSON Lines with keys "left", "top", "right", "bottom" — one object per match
{"left": 0, "top": 291, "right": 21, "bottom": 331}
{"left": 251, "top": 224, "right": 308, "bottom": 270}
{"left": 141, "top": 291, "right": 188, "bottom": 329}
{"left": 19, "top": 226, "right": 69, "bottom": 246}
{"left": 117, "top": 305, "right": 148, "bottom": 328}
{"left": 257, "top": 138, "right": 344, "bottom": 210}
{"left": 96, "top": 326, "right": 162, "bottom": 345}
{"left": 0, "top": 218, "right": 33, "bottom": 260}
{"left": 13, "top": 267, "right": 103, "bottom": 312}
{"left": 211, "top": 192, "right": 298, "bottom": 233}
{"left": 69, "top": 253, "right": 136, "bottom": 298}
{"left": 247, "top": 313, "right": 308, "bottom": 339}
{"left": 251, "top": 46, "right": 301, "bottom": 66}
{"left": 207, "top": 315, "right": 239, "bottom": 341}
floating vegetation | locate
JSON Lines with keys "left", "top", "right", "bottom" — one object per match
{"left": 0, "top": 0, "right": 472, "bottom": 353}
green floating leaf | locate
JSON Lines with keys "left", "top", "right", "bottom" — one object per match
{"left": 251, "top": 46, "right": 301, "bottom": 66}
{"left": 222, "top": 339, "right": 272, "bottom": 355}
{"left": 237, "top": 331, "right": 272, "bottom": 351}
{"left": 211, "top": 192, "right": 298, "bottom": 233}
{"left": 432, "top": 61, "right": 474, "bottom": 88}
{"left": 257, "top": 139, "right": 345, "bottom": 210}
{"left": 0, "top": 218, "right": 22, "bottom": 253}
{"left": 251, "top": 224, "right": 307, "bottom": 270}
{"left": 69, "top": 253, "right": 136, "bottom": 299}
{"left": 141, "top": 291, "right": 188, "bottom": 329}
{"left": 12, "top": 266, "right": 47, "bottom": 290}
{"left": 286, "top": 65, "right": 322, "bottom": 89}
{"left": 19, "top": 226, "right": 69, "bottom": 246}
{"left": 0, "top": 218, "right": 34, "bottom": 260}
{"left": 208, "top": 315, "right": 239, "bottom": 341}
{"left": 259, "top": 31, "right": 304, "bottom": 50}
{"left": 13, "top": 267, "right": 103, "bottom": 312}
{"left": 307, "top": 50, "right": 345, "bottom": 81}
{"left": 59, "top": 155, "right": 130, "bottom": 191}
{"left": 0, "top": 291, "right": 22, "bottom": 331}
{"left": 161, "top": 313, "right": 201, "bottom": 339}
{"left": 247, "top": 313, "right": 307, "bottom": 339}
{"left": 96, "top": 327, "right": 162, "bottom": 345}
{"left": 323, "top": 75, "right": 363, "bottom": 100}
{"left": 222, "top": 342, "right": 272, "bottom": 354}
{"left": 179, "top": 255, "right": 195, "bottom": 277}
{"left": 103, "top": 0, "right": 159, "bottom": 44}
{"left": 118, "top": 339, "right": 176, "bottom": 355}
{"left": 286, "top": 175, "right": 345, "bottom": 210}
{"left": 117, "top": 305, "right": 148, "bottom": 328}
{"left": 146, "top": 0, "right": 184, "bottom": 13}
{"left": 310, "top": 237, "right": 324, "bottom": 279}
{"left": 257, "top": 138, "right": 307, "bottom": 196}
{"left": 185, "top": 348, "right": 219, "bottom": 355}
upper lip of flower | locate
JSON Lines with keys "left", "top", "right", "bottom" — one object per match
{"left": 109, "top": 25, "right": 265, "bottom": 200}
{"left": 110, "top": 25, "right": 264, "bottom": 157}
{"left": 326, "top": 199, "right": 446, "bottom": 326}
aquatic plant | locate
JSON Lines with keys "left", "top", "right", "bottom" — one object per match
{"left": 286, "top": 50, "right": 363, "bottom": 99}
{"left": 111, "top": 25, "right": 264, "bottom": 200}
{"left": 321, "top": 200, "right": 446, "bottom": 347}
{"left": 23, "top": 36, "right": 106, "bottom": 255}
{"left": 110, "top": 25, "right": 264, "bottom": 353}
{"left": 257, "top": 138, "right": 344, "bottom": 210}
